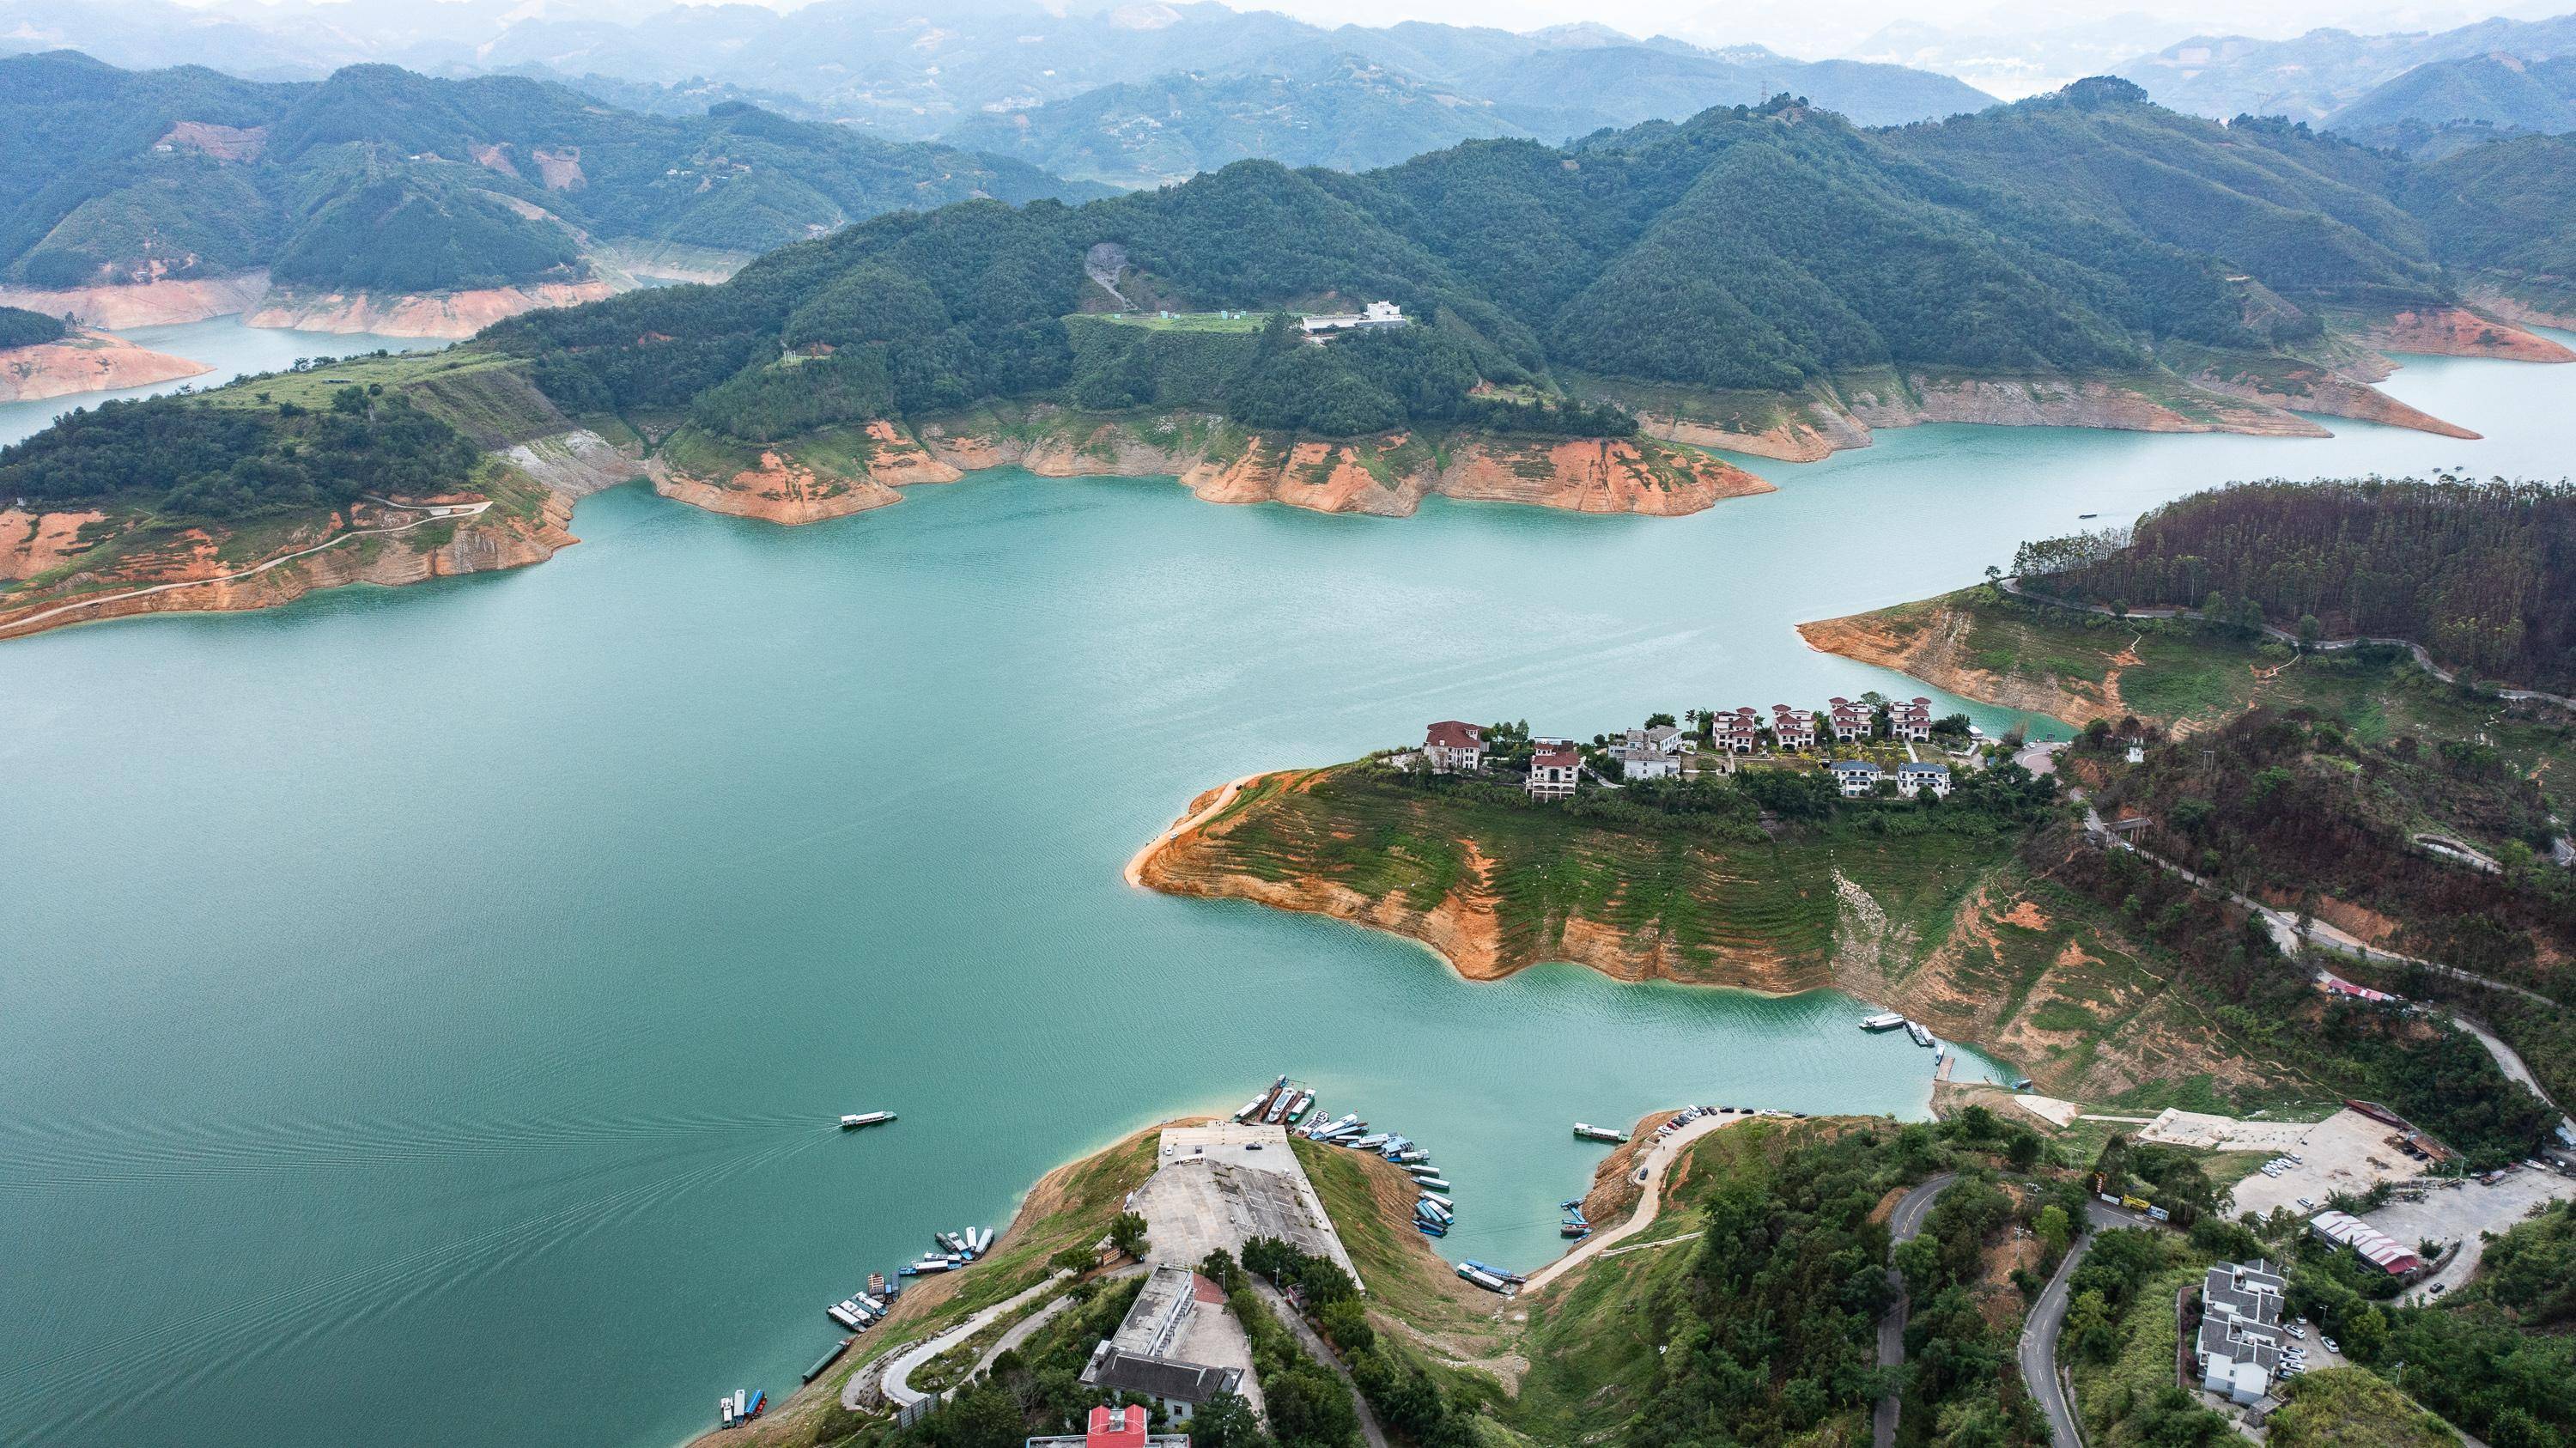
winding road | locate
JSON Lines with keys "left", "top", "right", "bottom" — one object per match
{"left": 2020, "top": 1201, "right": 2163, "bottom": 1446}
{"left": 1519, "top": 1112, "right": 1745, "bottom": 1296}
{"left": 0, "top": 497, "right": 492, "bottom": 637}
{"left": 1254, "top": 1279, "right": 1391, "bottom": 1448}
{"left": 1874, "top": 1172, "right": 1957, "bottom": 1448}
{"left": 852, "top": 1269, "right": 1073, "bottom": 1412}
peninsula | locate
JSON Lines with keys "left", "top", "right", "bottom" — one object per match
{"left": 0, "top": 307, "right": 209, "bottom": 401}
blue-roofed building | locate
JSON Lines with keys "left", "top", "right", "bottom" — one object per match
{"left": 1896, "top": 761, "right": 1953, "bottom": 798}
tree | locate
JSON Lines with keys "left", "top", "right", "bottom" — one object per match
{"left": 1190, "top": 1392, "right": 1271, "bottom": 1448}
{"left": 2009, "top": 1131, "right": 2044, "bottom": 1171}
{"left": 1645, "top": 712, "right": 1676, "bottom": 727}
{"left": 2037, "top": 1204, "right": 2072, "bottom": 1255}
{"left": 2297, "top": 613, "right": 2322, "bottom": 649}
{"left": 1108, "top": 1211, "right": 1149, "bottom": 1260}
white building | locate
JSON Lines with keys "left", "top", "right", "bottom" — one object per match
{"left": 1826, "top": 760, "right": 1883, "bottom": 797}
{"left": 1528, "top": 745, "right": 1581, "bottom": 800}
{"left": 2193, "top": 1261, "right": 2287, "bottom": 1406}
{"left": 1895, "top": 762, "right": 1952, "bottom": 797}
{"left": 1300, "top": 301, "right": 1407, "bottom": 338}
{"left": 1422, "top": 721, "right": 1485, "bottom": 774}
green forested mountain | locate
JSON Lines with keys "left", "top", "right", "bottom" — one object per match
{"left": 2326, "top": 53, "right": 2576, "bottom": 155}
{"left": 489, "top": 77, "right": 2576, "bottom": 450}
{"left": 942, "top": 42, "right": 1996, "bottom": 191}
{"left": 943, "top": 60, "right": 1535, "bottom": 191}
{"left": 0, "top": 52, "right": 1103, "bottom": 294}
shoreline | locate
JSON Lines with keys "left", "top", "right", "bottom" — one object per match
{"left": 1127, "top": 770, "right": 1834, "bottom": 1007}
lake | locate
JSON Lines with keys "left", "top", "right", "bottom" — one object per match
{"left": 4, "top": 325, "right": 2573, "bottom": 1448}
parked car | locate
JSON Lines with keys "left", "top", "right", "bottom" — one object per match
{"left": 2296, "top": 1196, "right": 2315, "bottom": 1209}
{"left": 2323, "top": 1338, "right": 2340, "bottom": 1354}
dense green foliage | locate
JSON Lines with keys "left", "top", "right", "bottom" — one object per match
{"left": 2327, "top": 54, "right": 2576, "bottom": 155}
{"left": 2027, "top": 478, "right": 2576, "bottom": 693}
{"left": 489, "top": 76, "right": 2576, "bottom": 441}
{"left": 1623, "top": 1126, "right": 1905, "bottom": 1445}
{"left": 0, "top": 52, "right": 1099, "bottom": 292}
{"left": 0, "top": 304, "right": 69, "bottom": 349}
{"left": 0, "top": 386, "right": 476, "bottom": 520}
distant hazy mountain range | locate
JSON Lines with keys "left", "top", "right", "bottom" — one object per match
{"left": 2115, "top": 12, "right": 2576, "bottom": 123}
{"left": 945, "top": 44, "right": 1997, "bottom": 188}
{"left": 0, "top": 0, "right": 1996, "bottom": 170}
{"left": 2325, "top": 52, "right": 2576, "bottom": 152}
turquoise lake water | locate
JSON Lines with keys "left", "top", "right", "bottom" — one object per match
{"left": 4, "top": 323, "right": 2573, "bottom": 1447}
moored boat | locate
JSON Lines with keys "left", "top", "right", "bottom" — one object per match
{"left": 1572, "top": 1123, "right": 1627, "bottom": 1143}
{"left": 804, "top": 1338, "right": 852, "bottom": 1383}
{"left": 1860, "top": 1011, "right": 1906, "bottom": 1031}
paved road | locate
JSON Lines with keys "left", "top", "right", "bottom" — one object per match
{"left": 970, "top": 1291, "right": 1073, "bottom": 1378}
{"left": 0, "top": 497, "right": 494, "bottom": 636}
{"left": 1520, "top": 1112, "right": 1747, "bottom": 1295}
{"left": 2020, "top": 1202, "right": 2162, "bottom": 1447}
{"left": 1253, "top": 1279, "right": 1391, "bottom": 1448}
{"left": 1874, "top": 1172, "right": 1958, "bottom": 1448}
{"left": 2078, "top": 812, "right": 2562, "bottom": 1008}
{"left": 854, "top": 1269, "right": 1073, "bottom": 1411}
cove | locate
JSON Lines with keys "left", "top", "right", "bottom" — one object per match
{"left": 0, "top": 315, "right": 442, "bottom": 448}
{"left": 3, "top": 332, "right": 2573, "bottom": 1448}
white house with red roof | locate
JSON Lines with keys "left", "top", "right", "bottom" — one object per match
{"left": 1890, "top": 697, "right": 1935, "bottom": 742}
{"left": 1527, "top": 745, "right": 1581, "bottom": 800}
{"left": 1770, "top": 706, "right": 1817, "bottom": 751}
{"left": 1826, "top": 697, "right": 1874, "bottom": 743}
{"left": 1421, "top": 721, "right": 1485, "bottom": 774}
{"left": 1710, "top": 707, "right": 1762, "bottom": 753}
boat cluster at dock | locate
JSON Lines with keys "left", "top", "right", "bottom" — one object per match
{"left": 1235, "top": 1074, "right": 1463, "bottom": 1241}
{"left": 716, "top": 1388, "right": 766, "bottom": 1430}
{"left": 1861, "top": 1011, "right": 1946, "bottom": 1057}
{"left": 715, "top": 1105, "right": 993, "bottom": 1430}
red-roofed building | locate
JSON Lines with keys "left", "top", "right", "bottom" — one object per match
{"left": 1026, "top": 1404, "right": 1191, "bottom": 1448}
{"left": 1422, "top": 721, "right": 1485, "bottom": 774}
{"left": 1528, "top": 745, "right": 1581, "bottom": 800}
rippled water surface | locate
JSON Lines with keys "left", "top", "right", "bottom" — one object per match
{"left": 5, "top": 331, "right": 2573, "bottom": 1447}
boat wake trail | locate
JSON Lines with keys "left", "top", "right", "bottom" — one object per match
{"left": 0, "top": 1128, "right": 831, "bottom": 1443}
{"left": 0, "top": 1106, "right": 818, "bottom": 1193}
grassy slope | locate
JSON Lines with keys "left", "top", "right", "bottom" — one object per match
{"left": 1180, "top": 765, "right": 2002, "bottom": 988}
{"left": 1835, "top": 589, "right": 2576, "bottom": 777}
{"left": 1171, "top": 765, "right": 2317, "bottom": 1113}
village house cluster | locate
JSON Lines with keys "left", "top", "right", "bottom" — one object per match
{"left": 1405, "top": 697, "right": 1967, "bottom": 802}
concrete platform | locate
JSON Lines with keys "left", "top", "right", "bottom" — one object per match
{"left": 1131, "top": 1124, "right": 1360, "bottom": 1288}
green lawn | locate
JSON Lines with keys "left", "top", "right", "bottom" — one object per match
{"left": 1083, "top": 311, "right": 1268, "bottom": 332}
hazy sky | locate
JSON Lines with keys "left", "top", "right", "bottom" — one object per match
{"left": 186, "top": 0, "right": 2571, "bottom": 68}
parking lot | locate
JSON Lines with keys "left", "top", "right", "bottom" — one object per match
{"left": 2366, "top": 1167, "right": 2576, "bottom": 1302}
{"left": 2156, "top": 1110, "right": 2426, "bottom": 1219}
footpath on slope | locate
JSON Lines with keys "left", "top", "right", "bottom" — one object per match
{"left": 1125, "top": 773, "right": 1265, "bottom": 888}
{"left": 0, "top": 498, "right": 492, "bottom": 636}
{"left": 1519, "top": 1112, "right": 1744, "bottom": 1296}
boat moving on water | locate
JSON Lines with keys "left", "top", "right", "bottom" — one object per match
{"left": 840, "top": 1111, "right": 896, "bottom": 1129}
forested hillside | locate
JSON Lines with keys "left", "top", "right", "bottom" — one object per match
{"left": 0, "top": 304, "right": 68, "bottom": 350}
{"left": 2326, "top": 53, "right": 2576, "bottom": 155}
{"left": 0, "top": 52, "right": 1098, "bottom": 295}
{"left": 486, "top": 78, "right": 2576, "bottom": 455}
{"left": 944, "top": 61, "right": 1534, "bottom": 190}
{"left": 2020, "top": 478, "right": 2576, "bottom": 692}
